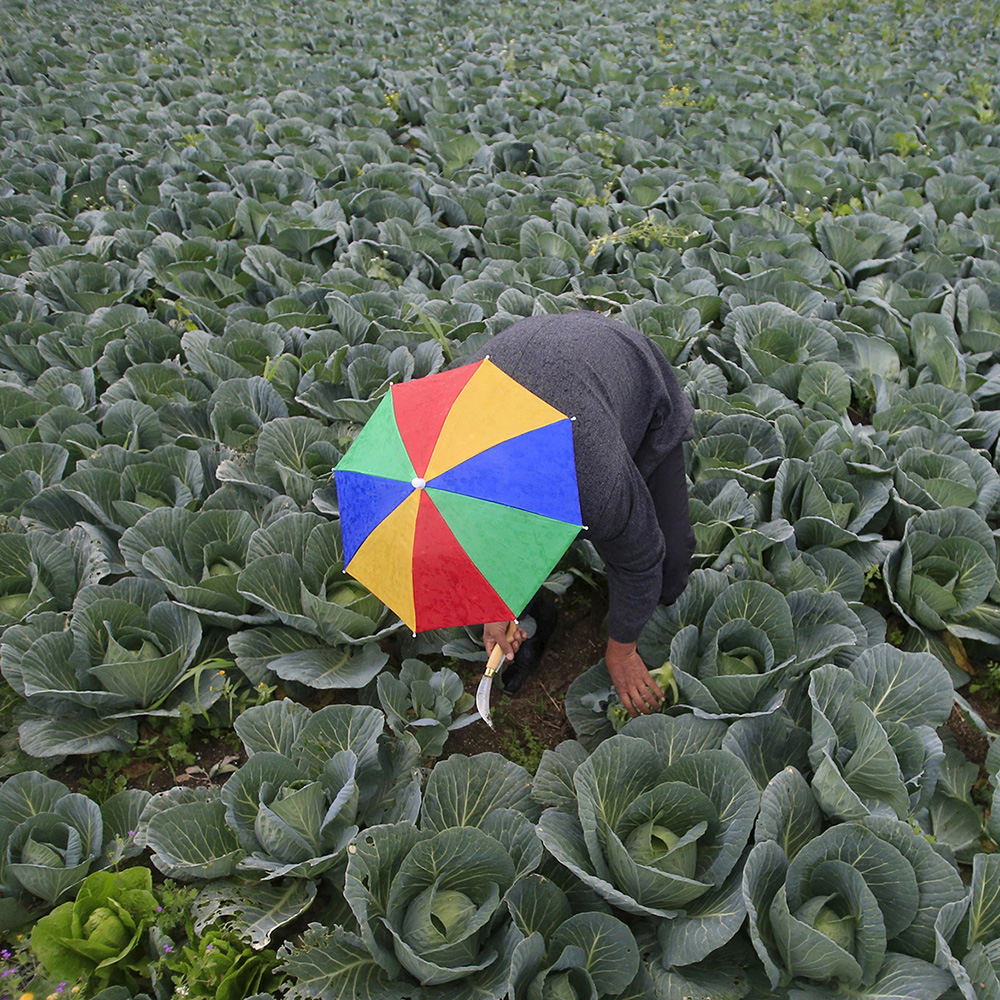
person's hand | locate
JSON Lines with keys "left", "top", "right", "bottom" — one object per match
{"left": 606, "top": 638, "right": 664, "bottom": 717}
{"left": 483, "top": 621, "right": 527, "bottom": 662}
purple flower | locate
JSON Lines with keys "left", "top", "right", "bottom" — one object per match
{"left": 163, "top": 944, "right": 173, "bottom": 953}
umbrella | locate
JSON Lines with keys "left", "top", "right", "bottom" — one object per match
{"left": 333, "top": 358, "right": 583, "bottom": 722}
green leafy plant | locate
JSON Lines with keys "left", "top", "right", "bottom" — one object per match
{"left": 29, "top": 868, "right": 160, "bottom": 995}
{"left": 0, "top": 771, "right": 149, "bottom": 926}
{"left": 138, "top": 702, "right": 420, "bottom": 881}
{"left": 376, "top": 658, "right": 477, "bottom": 759}
{"left": 0, "top": 580, "right": 227, "bottom": 758}
{"left": 163, "top": 928, "right": 279, "bottom": 1000}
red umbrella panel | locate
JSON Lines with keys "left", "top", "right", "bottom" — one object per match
{"left": 333, "top": 359, "right": 583, "bottom": 633}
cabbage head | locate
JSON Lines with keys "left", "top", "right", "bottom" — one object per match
{"left": 142, "top": 702, "right": 420, "bottom": 881}
{"left": 1, "top": 579, "right": 223, "bottom": 757}
{"left": 0, "top": 771, "right": 148, "bottom": 924}
{"left": 537, "top": 715, "right": 758, "bottom": 966}
{"left": 744, "top": 817, "right": 965, "bottom": 994}
{"left": 327, "top": 753, "right": 541, "bottom": 996}
{"left": 884, "top": 506, "right": 1000, "bottom": 641}
{"left": 346, "top": 823, "right": 522, "bottom": 989}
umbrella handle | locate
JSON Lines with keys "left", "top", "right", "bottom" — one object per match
{"left": 484, "top": 620, "right": 519, "bottom": 678}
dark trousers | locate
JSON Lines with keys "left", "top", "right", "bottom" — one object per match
{"left": 647, "top": 442, "right": 695, "bottom": 606}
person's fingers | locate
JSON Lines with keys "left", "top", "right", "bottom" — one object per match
{"left": 499, "top": 625, "right": 518, "bottom": 660}
{"left": 484, "top": 622, "right": 513, "bottom": 658}
{"left": 641, "top": 684, "right": 663, "bottom": 711}
{"left": 646, "top": 677, "right": 665, "bottom": 703}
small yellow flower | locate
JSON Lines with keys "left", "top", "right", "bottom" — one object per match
{"left": 20, "top": 993, "right": 35, "bottom": 1000}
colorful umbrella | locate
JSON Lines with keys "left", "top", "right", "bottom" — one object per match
{"left": 332, "top": 358, "right": 583, "bottom": 634}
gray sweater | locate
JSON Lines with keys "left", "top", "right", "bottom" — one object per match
{"left": 466, "top": 311, "right": 694, "bottom": 642}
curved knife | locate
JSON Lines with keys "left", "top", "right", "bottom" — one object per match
{"left": 476, "top": 620, "right": 518, "bottom": 729}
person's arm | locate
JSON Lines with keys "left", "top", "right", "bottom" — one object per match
{"left": 587, "top": 456, "right": 668, "bottom": 717}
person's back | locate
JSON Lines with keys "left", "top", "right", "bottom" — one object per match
{"left": 468, "top": 312, "right": 695, "bottom": 716}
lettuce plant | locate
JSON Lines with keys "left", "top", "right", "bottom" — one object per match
{"left": 30, "top": 867, "right": 160, "bottom": 996}
{"left": 163, "top": 928, "right": 280, "bottom": 1000}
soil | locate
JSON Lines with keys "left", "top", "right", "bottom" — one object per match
{"left": 50, "top": 729, "right": 248, "bottom": 798}
{"left": 954, "top": 675, "right": 1000, "bottom": 767}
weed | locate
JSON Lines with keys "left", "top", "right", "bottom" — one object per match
{"left": 787, "top": 203, "right": 826, "bottom": 227}
{"left": 491, "top": 696, "right": 550, "bottom": 773}
{"left": 864, "top": 564, "right": 884, "bottom": 593}
{"left": 890, "top": 132, "right": 923, "bottom": 157}
{"left": 500, "top": 39, "right": 516, "bottom": 73}
{"left": 154, "top": 881, "right": 199, "bottom": 936}
{"left": 76, "top": 755, "right": 130, "bottom": 802}
{"left": 660, "top": 84, "right": 700, "bottom": 108}
{"left": 588, "top": 217, "right": 699, "bottom": 256}
{"left": 832, "top": 196, "right": 863, "bottom": 217}
{"left": 579, "top": 131, "right": 619, "bottom": 171}
{"left": 0, "top": 929, "right": 55, "bottom": 1000}
{"left": 403, "top": 303, "right": 454, "bottom": 363}
{"left": 970, "top": 660, "right": 1000, "bottom": 699}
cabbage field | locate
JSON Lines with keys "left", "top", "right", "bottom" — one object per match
{"left": 2, "top": 0, "right": 1000, "bottom": 995}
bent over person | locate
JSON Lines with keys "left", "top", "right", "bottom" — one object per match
{"left": 468, "top": 310, "right": 695, "bottom": 717}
